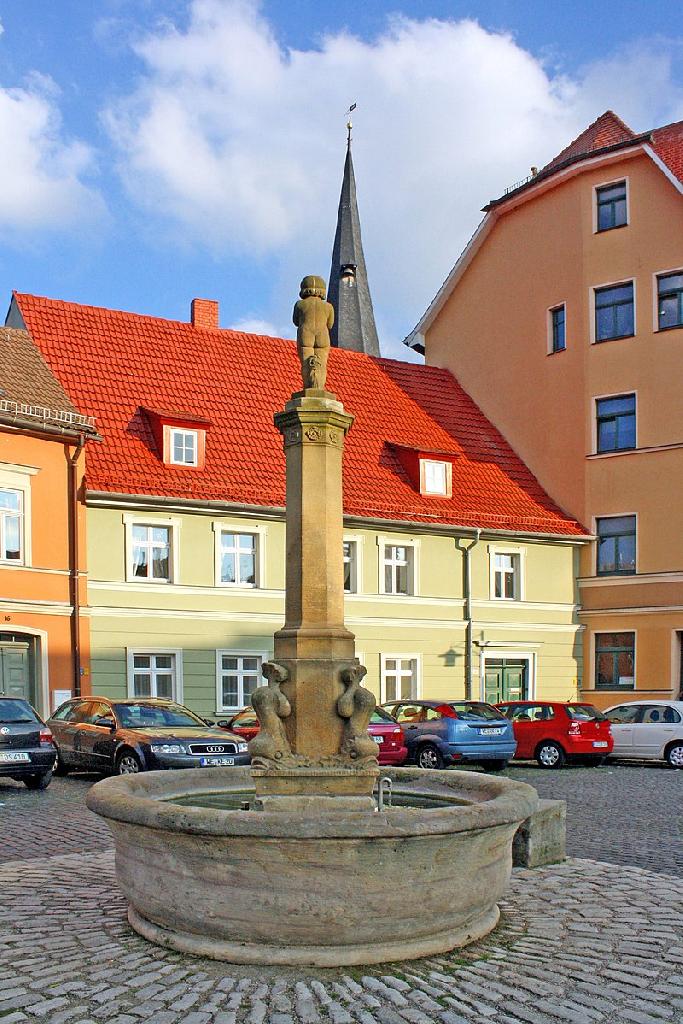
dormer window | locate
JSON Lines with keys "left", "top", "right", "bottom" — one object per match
{"left": 170, "top": 428, "right": 198, "bottom": 466}
{"left": 420, "top": 459, "right": 451, "bottom": 497}
{"left": 142, "top": 408, "right": 210, "bottom": 469}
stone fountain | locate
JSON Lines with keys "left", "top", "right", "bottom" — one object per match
{"left": 86, "top": 275, "right": 537, "bottom": 967}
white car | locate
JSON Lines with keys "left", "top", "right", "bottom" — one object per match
{"left": 604, "top": 700, "right": 683, "bottom": 768}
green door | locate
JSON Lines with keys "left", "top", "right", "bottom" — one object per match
{"left": 0, "top": 644, "right": 32, "bottom": 702}
{"left": 484, "top": 658, "right": 528, "bottom": 704}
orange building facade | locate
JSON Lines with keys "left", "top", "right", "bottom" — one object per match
{"left": 407, "top": 112, "right": 683, "bottom": 709}
{"left": 0, "top": 328, "right": 97, "bottom": 716}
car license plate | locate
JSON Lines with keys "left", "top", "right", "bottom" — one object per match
{"left": 0, "top": 752, "right": 31, "bottom": 762}
{"left": 593, "top": 741, "right": 608, "bottom": 748}
{"left": 200, "top": 757, "right": 235, "bottom": 766}
{"left": 373, "top": 736, "right": 383, "bottom": 744}
{"left": 481, "top": 728, "right": 504, "bottom": 736}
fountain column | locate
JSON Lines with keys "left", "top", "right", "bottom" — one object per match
{"left": 249, "top": 276, "right": 379, "bottom": 809}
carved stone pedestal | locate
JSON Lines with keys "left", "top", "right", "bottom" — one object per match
{"left": 249, "top": 387, "right": 379, "bottom": 803}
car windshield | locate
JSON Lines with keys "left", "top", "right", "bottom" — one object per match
{"left": 448, "top": 702, "right": 503, "bottom": 721}
{"left": 565, "top": 704, "right": 607, "bottom": 722}
{"left": 113, "top": 703, "right": 206, "bottom": 729}
{"left": 371, "top": 708, "right": 396, "bottom": 724}
{"left": 0, "top": 699, "right": 38, "bottom": 724}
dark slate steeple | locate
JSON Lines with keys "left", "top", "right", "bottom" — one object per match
{"left": 328, "top": 131, "right": 380, "bottom": 356}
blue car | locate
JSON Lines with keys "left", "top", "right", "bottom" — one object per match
{"left": 380, "top": 699, "right": 516, "bottom": 772}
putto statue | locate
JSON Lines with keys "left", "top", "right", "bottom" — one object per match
{"left": 292, "top": 275, "right": 334, "bottom": 391}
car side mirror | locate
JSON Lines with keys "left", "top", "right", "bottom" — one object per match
{"left": 95, "top": 716, "right": 116, "bottom": 730}
{"left": 216, "top": 720, "right": 230, "bottom": 728}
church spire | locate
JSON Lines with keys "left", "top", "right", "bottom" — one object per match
{"left": 327, "top": 124, "right": 380, "bottom": 356}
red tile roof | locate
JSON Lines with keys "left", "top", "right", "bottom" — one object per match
{"left": 13, "top": 292, "right": 585, "bottom": 537}
{"left": 543, "top": 110, "right": 636, "bottom": 172}
{"left": 487, "top": 112, "right": 683, "bottom": 211}
{"left": 651, "top": 119, "right": 683, "bottom": 185}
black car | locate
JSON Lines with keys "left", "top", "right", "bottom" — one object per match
{"left": 0, "top": 697, "right": 57, "bottom": 789}
{"left": 47, "top": 696, "right": 251, "bottom": 775}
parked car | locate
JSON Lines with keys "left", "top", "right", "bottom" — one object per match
{"left": 495, "top": 700, "right": 613, "bottom": 768}
{"left": 48, "top": 696, "right": 250, "bottom": 775}
{"left": 222, "top": 705, "right": 409, "bottom": 766}
{"left": 604, "top": 700, "right": 683, "bottom": 768}
{"left": 0, "top": 696, "right": 56, "bottom": 789}
{"left": 380, "top": 699, "right": 516, "bottom": 771}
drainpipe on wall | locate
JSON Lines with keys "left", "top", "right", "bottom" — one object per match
{"left": 67, "top": 434, "right": 86, "bottom": 698}
{"left": 458, "top": 530, "right": 481, "bottom": 700}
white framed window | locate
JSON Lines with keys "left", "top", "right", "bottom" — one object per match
{"left": 489, "top": 546, "right": 525, "bottom": 601}
{"left": 126, "top": 649, "right": 182, "bottom": 701}
{"left": 593, "top": 177, "right": 629, "bottom": 234}
{"left": 547, "top": 302, "right": 567, "bottom": 354}
{"left": 216, "top": 651, "right": 267, "bottom": 712}
{"left": 124, "top": 515, "right": 180, "bottom": 583}
{"left": 379, "top": 538, "right": 418, "bottom": 596}
{"left": 169, "top": 428, "right": 198, "bottom": 466}
{"left": 0, "top": 464, "right": 36, "bottom": 566}
{"left": 343, "top": 538, "right": 358, "bottom": 593}
{"left": 213, "top": 523, "right": 266, "bottom": 588}
{"left": 420, "top": 459, "right": 451, "bottom": 497}
{"left": 0, "top": 489, "right": 23, "bottom": 562}
{"left": 380, "top": 654, "right": 420, "bottom": 702}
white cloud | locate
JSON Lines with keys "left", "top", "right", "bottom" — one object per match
{"left": 230, "top": 316, "right": 289, "bottom": 338}
{"left": 0, "top": 68, "right": 105, "bottom": 237}
{"left": 105, "top": 1, "right": 683, "bottom": 356}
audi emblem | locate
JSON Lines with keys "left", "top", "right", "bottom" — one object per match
{"left": 206, "top": 745, "right": 224, "bottom": 754}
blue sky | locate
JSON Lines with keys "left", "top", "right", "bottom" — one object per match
{"left": 1, "top": 1, "right": 681, "bottom": 358}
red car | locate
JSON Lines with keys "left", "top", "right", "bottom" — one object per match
{"left": 495, "top": 700, "right": 613, "bottom": 768}
{"left": 221, "top": 706, "right": 408, "bottom": 766}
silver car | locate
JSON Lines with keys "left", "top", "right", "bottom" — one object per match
{"left": 604, "top": 700, "right": 683, "bottom": 768}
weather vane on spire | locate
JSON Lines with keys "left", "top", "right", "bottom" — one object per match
{"left": 345, "top": 102, "right": 356, "bottom": 146}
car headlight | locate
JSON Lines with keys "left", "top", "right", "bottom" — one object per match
{"left": 237, "top": 742, "right": 249, "bottom": 753}
{"left": 150, "top": 744, "right": 184, "bottom": 754}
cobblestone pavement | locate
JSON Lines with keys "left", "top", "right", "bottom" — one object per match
{"left": 2, "top": 762, "right": 682, "bottom": 875}
{"left": 1, "top": 849, "right": 682, "bottom": 1024}
{"left": 506, "top": 762, "right": 683, "bottom": 877}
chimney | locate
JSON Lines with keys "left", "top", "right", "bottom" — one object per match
{"left": 191, "top": 298, "right": 219, "bottom": 330}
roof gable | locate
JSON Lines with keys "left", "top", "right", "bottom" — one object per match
{"left": 543, "top": 110, "right": 636, "bottom": 172}
{"left": 13, "top": 292, "right": 584, "bottom": 537}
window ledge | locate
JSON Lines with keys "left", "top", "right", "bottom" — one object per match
{"left": 594, "top": 333, "right": 635, "bottom": 344}
{"left": 595, "top": 223, "right": 629, "bottom": 234}
{"left": 587, "top": 440, "right": 683, "bottom": 459}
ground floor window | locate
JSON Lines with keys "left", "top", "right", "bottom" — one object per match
{"left": 381, "top": 655, "right": 419, "bottom": 702}
{"left": 217, "top": 652, "right": 264, "bottom": 711}
{"left": 130, "top": 652, "right": 177, "bottom": 699}
{"left": 595, "top": 632, "right": 635, "bottom": 690}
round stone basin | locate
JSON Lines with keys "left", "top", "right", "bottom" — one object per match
{"left": 86, "top": 766, "right": 538, "bottom": 967}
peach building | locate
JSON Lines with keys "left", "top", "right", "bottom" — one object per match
{"left": 0, "top": 327, "right": 98, "bottom": 716}
{"left": 406, "top": 111, "right": 683, "bottom": 709}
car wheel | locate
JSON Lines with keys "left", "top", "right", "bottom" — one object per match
{"left": 416, "top": 743, "right": 444, "bottom": 770}
{"left": 536, "top": 741, "right": 566, "bottom": 769}
{"left": 666, "top": 742, "right": 683, "bottom": 769}
{"left": 53, "top": 748, "right": 70, "bottom": 776}
{"left": 116, "top": 750, "right": 142, "bottom": 775}
{"left": 24, "top": 770, "right": 53, "bottom": 790}
{"left": 480, "top": 759, "right": 507, "bottom": 773}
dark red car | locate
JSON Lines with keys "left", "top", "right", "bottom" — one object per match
{"left": 495, "top": 700, "right": 613, "bottom": 768}
{"left": 221, "top": 706, "right": 408, "bottom": 766}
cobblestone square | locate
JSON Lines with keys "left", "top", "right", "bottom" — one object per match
{"left": 1, "top": 764, "right": 681, "bottom": 1023}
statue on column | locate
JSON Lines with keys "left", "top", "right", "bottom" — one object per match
{"left": 292, "top": 275, "right": 334, "bottom": 391}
